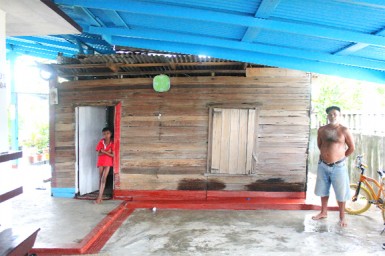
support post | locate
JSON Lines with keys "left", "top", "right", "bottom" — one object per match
{"left": 0, "top": 9, "right": 8, "bottom": 154}
{"left": 9, "top": 52, "right": 19, "bottom": 167}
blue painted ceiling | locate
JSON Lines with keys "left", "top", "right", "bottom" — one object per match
{"left": 6, "top": 0, "right": 385, "bottom": 83}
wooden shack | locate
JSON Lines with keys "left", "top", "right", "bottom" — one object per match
{"left": 47, "top": 53, "right": 311, "bottom": 200}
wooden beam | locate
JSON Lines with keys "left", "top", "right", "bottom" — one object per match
{"left": 58, "top": 69, "right": 246, "bottom": 78}
{"left": 0, "top": 186, "right": 23, "bottom": 203}
{"left": 169, "top": 62, "right": 176, "bottom": 70}
{"left": 246, "top": 68, "right": 307, "bottom": 77}
{"left": 52, "top": 61, "right": 244, "bottom": 70}
{"left": 0, "top": 151, "right": 23, "bottom": 163}
{"left": 107, "top": 62, "right": 120, "bottom": 72}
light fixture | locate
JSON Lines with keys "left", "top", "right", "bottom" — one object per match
{"left": 153, "top": 74, "right": 170, "bottom": 92}
{"left": 39, "top": 69, "right": 53, "bottom": 80}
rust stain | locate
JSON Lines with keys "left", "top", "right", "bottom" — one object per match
{"left": 245, "top": 178, "right": 304, "bottom": 192}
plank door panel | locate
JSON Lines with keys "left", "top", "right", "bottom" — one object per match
{"left": 237, "top": 109, "right": 248, "bottom": 173}
{"left": 219, "top": 109, "right": 231, "bottom": 174}
{"left": 77, "top": 106, "right": 107, "bottom": 195}
{"left": 228, "top": 109, "right": 240, "bottom": 174}
{"left": 246, "top": 109, "right": 256, "bottom": 174}
{"left": 211, "top": 108, "right": 222, "bottom": 174}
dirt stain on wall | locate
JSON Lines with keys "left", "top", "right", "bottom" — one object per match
{"left": 177, "top": 179, "right": 226, "bottom": 190}
{"left": 245, "top": 178, "right": 305, "bottom": 192}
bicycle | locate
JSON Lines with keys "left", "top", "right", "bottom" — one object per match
{"left": 345, "top": 155, "right": 385, "bottom": 229}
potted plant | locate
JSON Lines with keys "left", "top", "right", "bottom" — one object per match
{"left": 23, "top": 134, "right": 37, "bottom": 164}
{"left": 22, "top": 124, "right": 49, "bottom": 164}
{"left": 35, "top": 125, "right": 49, "bottom": 162}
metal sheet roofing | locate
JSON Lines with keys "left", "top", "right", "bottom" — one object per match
{"left": 6, "top": 0, "right": 385, "bottom": 83}
{"left": 44, "top": 52, "right": 253, "bottom": 79}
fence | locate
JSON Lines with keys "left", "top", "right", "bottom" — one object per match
{"left": 311, "top": 111, "right": 385, "bottom": 136}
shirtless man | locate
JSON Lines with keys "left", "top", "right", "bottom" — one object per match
{"left": 312, "top": 106, "right": 355, "bottom": 227}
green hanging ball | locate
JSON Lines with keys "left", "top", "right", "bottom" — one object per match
{"left": 153, "top": 74, "right": 170, "bottom": 92}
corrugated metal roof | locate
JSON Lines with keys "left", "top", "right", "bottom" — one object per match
{"left": 48, "top": 52, "right": 256, "bottom": 79}
{"left": 6, "top": 0, "right": 385, "bottom": 83}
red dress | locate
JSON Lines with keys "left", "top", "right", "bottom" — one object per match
{"left": 96, "top": 139, "right": 114, "bottom": 167}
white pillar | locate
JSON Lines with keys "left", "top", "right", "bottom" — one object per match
{"left": 0, "top": 9, "right": 8, "bottom": 153}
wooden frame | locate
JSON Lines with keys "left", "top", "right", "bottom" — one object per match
{"left": 72, "top": 101, "right": 121, "bottom": 194}
{"left": 206, "top": 103, "right": 261, "bottom": 176}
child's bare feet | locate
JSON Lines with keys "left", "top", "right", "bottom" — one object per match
{"left": 312, "top": 212, "right": 327, "bottom": 220}
{"left": 95, "top": 198, "right": 102, "bottom": 204}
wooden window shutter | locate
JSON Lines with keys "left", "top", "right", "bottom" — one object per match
{"left": 209, "top": 107, "right": 257, "bottom": 175}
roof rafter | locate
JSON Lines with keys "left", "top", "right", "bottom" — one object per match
{"left": 18, "top": 36, "right": 78, "bottom": 50}
{"left": 87, "top": 26, "right": 385, "bottom": 71}
{"left": 334, "top": 27, "right": 385, "bottom": 55}
{"left": 241, "top": 0, "right": 281, "bottom": 42}
{"left": 6, "top": 45, "right": 59, "bottom": 59}
{"left": 107, "top": 36, "right": 385, "bottom": 84}
{"left": 55, "top": 0, "right": 385, "bottom": 47}
{"left": 6, "top": 39, "right": 77, "bottom": 56}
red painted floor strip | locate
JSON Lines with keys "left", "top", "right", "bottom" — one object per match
{"left": 83, "top": 208, "right": 134, "bottom": 254}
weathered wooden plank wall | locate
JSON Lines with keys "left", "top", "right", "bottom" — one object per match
{"left": 52, "top": 68, "right": 311, "bottom": 192}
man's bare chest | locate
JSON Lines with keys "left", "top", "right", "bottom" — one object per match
{"left": 321, "top": 128, "right": 344, "bottom": 143}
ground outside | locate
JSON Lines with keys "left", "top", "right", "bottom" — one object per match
{"left": 2, "top": 164, "right": 385, "bottom": 255}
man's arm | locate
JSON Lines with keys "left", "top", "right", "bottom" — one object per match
{"left": 317, "top": 128, "right": 322, "bottom": 150}
{"left": 344, "top": 128, "right": 355, "bottom": 157}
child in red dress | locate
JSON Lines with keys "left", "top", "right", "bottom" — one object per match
{"left": 95, "top": 127, "right": 114, "bottom": 204}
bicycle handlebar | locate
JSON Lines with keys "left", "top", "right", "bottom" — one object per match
{"left": 356, "top": 154, "right": 385, "bottom": 179}
{"left": 355, "top": 155, "right": 366, "bottom": 169}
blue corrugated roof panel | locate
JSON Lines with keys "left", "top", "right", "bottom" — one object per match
{"left": 253, "top": 30, "right": 348, "bottom": 53}
{"left": 140, "top": 0, "right": 261, "bottom": 15}
{"left": 95, "top": 11, "right": 247, "bottom": 40}
{"left": 274, "top": 0, "right": 385, "bottom": 33}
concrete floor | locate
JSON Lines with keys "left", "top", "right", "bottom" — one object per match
{"left": 101, "top": 209, "right": 385, "bottom": 256}
{"left": 2, "top": 162, "right": 385, "bottom": 255}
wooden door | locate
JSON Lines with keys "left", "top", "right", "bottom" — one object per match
{"left": 76, "top": 106, "right": 107, "bottom": 195}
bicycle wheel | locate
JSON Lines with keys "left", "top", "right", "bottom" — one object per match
{"left": 345, "top": 184, "right": 372, "bottom": 215}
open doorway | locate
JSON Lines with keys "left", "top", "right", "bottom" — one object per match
{"left": 75, "top": 106, "right": 115, "bottom": 199}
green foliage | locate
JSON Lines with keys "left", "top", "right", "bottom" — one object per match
{"left": 22, "top": 123, "right": 49, "bottom": 153}
{"left": 312, "top": 75, "right": 364, "bottom": 124}
{"left": 377, "top": 87, "right": 385, "bottom": 107}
